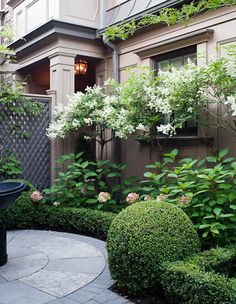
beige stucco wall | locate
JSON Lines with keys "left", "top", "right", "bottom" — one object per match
{"left": 96, "top": 6, "right": 236, "bottom": 177}
{"left": 3, "top": 0, "right": 236, "bottom": 179}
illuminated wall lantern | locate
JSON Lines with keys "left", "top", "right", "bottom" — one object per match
{"left": 74, "top": 59, "right": 88, "bottom": 76}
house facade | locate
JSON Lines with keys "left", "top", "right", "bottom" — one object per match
{"left": 1, "top": 0, "right": 236, "bottom": 180}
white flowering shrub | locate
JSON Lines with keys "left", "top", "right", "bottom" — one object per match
{"left": 48, "top": 45, "right": 236, "bottom": 153}
{"left": 47, "top": 86, "right": 126, "bottom": 158}
{"left": 107, "top": 64, "right": 205, "bottom": 140}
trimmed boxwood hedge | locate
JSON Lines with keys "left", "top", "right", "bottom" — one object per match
{"left": 107, "top": 201, "right": 200, "bottom": 294}
{"left": 0, "top": 181, "right": 116, "bottom": 240}
{"left": 161, "top": 245, "right": 236, "bottom": 304}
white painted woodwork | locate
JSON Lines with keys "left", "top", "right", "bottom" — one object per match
{"left": 11, "top": 0, "right": 100, "bottom": 39}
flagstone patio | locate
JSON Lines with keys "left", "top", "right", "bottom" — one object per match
{"left": 0, "top": 230, "right": 131, "bottom": 304}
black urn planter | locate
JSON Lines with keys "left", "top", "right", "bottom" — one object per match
{"left": 0, "top": 182, "right": 29, "bottom": 266}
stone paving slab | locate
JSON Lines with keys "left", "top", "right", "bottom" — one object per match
{"left": 0, "top": 230, "right": 133, "bottom": 304}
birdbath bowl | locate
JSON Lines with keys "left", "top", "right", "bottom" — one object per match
{"left": 0, "top": 181, "right": 29, "bottom": 266}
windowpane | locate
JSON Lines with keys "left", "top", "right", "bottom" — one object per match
{"left": 184, "top": 53, "right": 197, "bottom": 64}
{"left": 158, "top": 59, "right": 170, "bottom": 71}
{"left": 154, "top": 46, "right": 198, "bottom": 136}
{"left": 170, "top": 56, "right": 184, "bottom": 69}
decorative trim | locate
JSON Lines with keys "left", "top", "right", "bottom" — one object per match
{"left": 8, "top": 20, "right": 100, "bottom": 55}
{"left": 6, "top": 0, "right": 24, "bottom": 9}
{"left": 46, "top": 90, "right": 56, "bottom": 95}
{"left": 137, "top": 136, "right": 214, "bottom": 147}
{"left": 48, "top": 52, "right": 77, "bottom": 59}
{"left": 134, "top": 28, "right": 214, "bottom": 59}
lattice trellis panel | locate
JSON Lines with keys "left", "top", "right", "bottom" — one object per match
{"left": 0, "top": 97, "right": 51, "bottom": 190}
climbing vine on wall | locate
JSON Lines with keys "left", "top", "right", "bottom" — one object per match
{"left": 103, "top": 0, "right": 236, "bottom": 41}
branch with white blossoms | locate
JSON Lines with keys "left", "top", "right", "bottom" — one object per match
{"left": 48, "top": 45, "right": 236, "bottom": 157}
{"left": 47, "top": 85, "right": 135, "bottom": 158}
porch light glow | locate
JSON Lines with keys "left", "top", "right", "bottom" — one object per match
{"left": 74, "top": 59, "right": 88, "bottom": 75}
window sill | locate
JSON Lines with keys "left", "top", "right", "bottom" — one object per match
{"left": 137, "top": 136, "right": 213, "bottom": 146}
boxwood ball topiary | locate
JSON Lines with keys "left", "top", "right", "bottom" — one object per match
{"left": 107, "top": 201, "right": 200, "bottom": 294}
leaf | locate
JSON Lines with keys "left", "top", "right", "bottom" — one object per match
{"left": 99, "top": 181, "right": 106, "bottom": 188}
{"left": 107, "top": 172, "right": 121, "bottom": 178}
{"left": 86, "top": 198, "right": 98, "bottom": 204}
{"left": 214, "top": 208, "right": 222, "bottom": 216}
{"left": 202, "top": 231, "right": 209, "bottom": 238}
{"left": 163, "top": 157, "right": 174, "bottom": 163}
{"left": 75, "top": 152, "right": 84, "bottom": 159}
{"left": 164, "top": 149, "right": 178, "bottom": 159}
{"left": 84, "top": 172, "right": 97, "bottom": 179}
{"left": 210, "top": 228, "right": 220, "bottom": 234}
{"left": 230, "top": 205, "right": 236, "bottom": 210}
{"left": 218, "top": 148, "right": 229, "bottom": 159}
{"left": 144, "top": 172, "right": 154, "bottom": 178}
{"left": 81, "top": 161, "right": 89, "bottom": 169}
{"left": 168, "top": 173, "right": 178, "bottom": 178}
{"left": 206, "top": 156, "right": 217, "bottom": 163}
{"left": 199, "top": 224, "right": 211, "bottom": 229}
{"left": 229, "top": 193, "right": 236, "bottom": 202}
{"left": 217, "top": 184, "right": 232, "bottom": 190}
{"left": 146, "top": 164, "right": 157, "bottom": 169}
{"left": 87, "top": 185, "right": 95, "bottom": 191}
{"left": 220, "top": 213, "right": 235, "bottom": 218}
{"left": 204, "top": 215, "right": 215, "bottom": 219}
{"left": 231, "top": 162, "right": 236, "bottom": 170}
{"left": 222, "top": 157, "right": 235, "bottom": 163}
{"left": 97, "top": 160, "right": 110, "bottom": 166}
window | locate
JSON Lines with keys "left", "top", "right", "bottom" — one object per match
{"left": 154, "top": 46, "right": 198, "bottom": 136}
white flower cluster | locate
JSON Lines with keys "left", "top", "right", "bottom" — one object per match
{"left": 225, "top": 95, "right": 236, "bottom": 116}
{"left": 157, "top": 124, "right": 176, "bottom": 136}
{"left": 48, "top": 50, "right": 236, "bottom": 143}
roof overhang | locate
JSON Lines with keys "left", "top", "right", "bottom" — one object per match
{"left": 98, "top": 0, "right": 187, "bottom": 35}
{"left": 9, "top": 20, "right": 101, "bottom": 57}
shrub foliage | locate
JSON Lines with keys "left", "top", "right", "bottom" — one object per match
{"left": 162, "top": 245, "right": 236, "bottom": 304}
{"left": 0, "top": 181, "right": 116, "bottom": 240}
{"left": 140, "top": 148, "right": 236, "bottom": 247}
{"left": 107, "top": 201, "right": 200, "bottom": 294}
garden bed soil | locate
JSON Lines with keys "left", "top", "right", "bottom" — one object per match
{"left": 111, "top": 284, "right": 168, "bottom": 304}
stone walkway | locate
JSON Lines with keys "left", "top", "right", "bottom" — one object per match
{"left": 0, "top": 230, "right": 132, "bottom": 304}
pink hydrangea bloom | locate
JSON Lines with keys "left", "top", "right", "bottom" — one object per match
{"left": 98, "top": 192, "right": 111, "bottom": 203}
{"left": 31, "top": 190, "right": 43, "bottom": 202}
{"left": 126, "top": 192, "right": 139, "bottom": 204}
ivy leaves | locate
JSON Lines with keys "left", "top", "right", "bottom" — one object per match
{"left": 103, "top": 0, "right": 236, "bottom": 41}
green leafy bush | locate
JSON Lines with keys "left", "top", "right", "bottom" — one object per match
{"left": 44, "top": 153, "right": 138, "bottom": 212}
{"left": 107, "top": 201, "right": 200, "bottom": 294}
{"left": 0, "top": 81, "right": 43, "bottom": 182}
{"left": 140, "top": 148, "right": 236, "bottom": 247}
{"left": 161, "top": 245, "right": 236, "bottom": 304}
{"left": 0, "top": 153, "right": 22, "bottom": 180}
{"left": 0, "top": 182, "right": 116, "bottom": 240}
{"left": 35, "top": 206, "right": 115, "bottom": 239}
{"left": 0, "top": 179, "right": 36, "bottom": 228}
